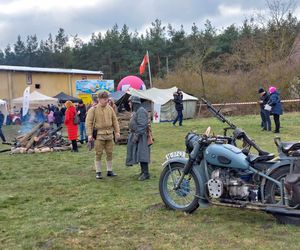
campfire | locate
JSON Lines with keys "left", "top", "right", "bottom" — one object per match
{"left": 10, "top": 122, "right": 71, "bottom": 154}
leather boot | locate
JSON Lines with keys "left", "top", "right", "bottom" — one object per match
{"left": 107, "top": 171, "right": 117, "bottom": 177}
{"left": 106, "top": 161, "right": 117, "bottom": 177}
{"left": 95, "top": 161, "right": 102, "bottom": 179}
{"left": 138, "top": 163, "right": 150, "bottom": 181}
{"left": 96, "top": 172, "right": 102, "bottom": 179}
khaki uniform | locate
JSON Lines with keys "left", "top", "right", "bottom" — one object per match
{"left": 86, "top": 104, "right": 120, "bottom": 162}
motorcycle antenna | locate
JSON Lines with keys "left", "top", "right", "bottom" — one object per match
{"left": 201, "top": 98, "right": 236, "bottom": 129}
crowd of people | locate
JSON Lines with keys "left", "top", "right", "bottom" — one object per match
{"left": 1, "top": 93, "right": 153, "bottom": 181}
{"left": 61, "top": 92, "right": 152, "bottom": 181}
{"left": 1, "top": 86, "right": 285, "bottom": 182}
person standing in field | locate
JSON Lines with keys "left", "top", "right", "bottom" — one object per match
{"left": 47, "top": 109, "right": 55, "bottom": 127}
{"left": 0, "top": 110, "right": 7, "bottom": 143}
{"left": 108, "top": 97, "right": 118, "bottom": 113}
{"left": 77, "top": 100, "right": 87, "bottom": 144}
{"left": 64, "top": 101, "right": 78, "bottom": 152}
{"left": 86, "top": 91, "right": 120, "bottom": 179}
{"left": 258, "top": 87, "right": 271, "bottom": 131}
{"left": 126, "top": 96, "right": 151, "bottom": 181}
{"left": 53, "top": 107, "right": 63, "bottom": 128}
{"left": 268, "top": 86, "right": 283, "bottom": 133}
{"left": 172, "top": 88, "right": 184, "bottom": 126}
{"left": 87, "top": 96, "right": 98, "bottom": 111}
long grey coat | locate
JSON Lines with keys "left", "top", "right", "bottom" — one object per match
{"left": 126, "top": 106, "right": 150, "bottom": 165}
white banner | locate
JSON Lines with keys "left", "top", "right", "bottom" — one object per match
{"left": 22, "top": 86, "right": 30, "bottom": 117}
{"left": 153, "top": 103, "right": 161, "bottom": 123}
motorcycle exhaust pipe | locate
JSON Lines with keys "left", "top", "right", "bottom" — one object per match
{"left": 210, "top": 200, "right": 265, "bottom": 211}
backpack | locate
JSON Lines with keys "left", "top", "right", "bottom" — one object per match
{"left": 73, "top": 113, "right": 80, "bottom": 125}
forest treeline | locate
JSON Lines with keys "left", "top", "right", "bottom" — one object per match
{"left": 1, "top": 1, "right": 300, "bottom": 102}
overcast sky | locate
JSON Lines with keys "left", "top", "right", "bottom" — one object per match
{"left": 0, "top": 0, "right": 299, "bottom": 50}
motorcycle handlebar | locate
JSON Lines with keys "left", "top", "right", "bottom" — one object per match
{"left": 200, "top": 131, "right": 270, "bottom": 156}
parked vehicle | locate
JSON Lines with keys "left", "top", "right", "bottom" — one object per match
{"left": 159, "top": 99, "right": 300, "bottom": 225}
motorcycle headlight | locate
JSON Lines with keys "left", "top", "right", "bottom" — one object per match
{"left": 185, "top": 132, "right": 201, "bottom": 154}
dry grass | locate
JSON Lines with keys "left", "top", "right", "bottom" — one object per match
{"left": 154, "top": 60, "right": 300, "bottom": 103}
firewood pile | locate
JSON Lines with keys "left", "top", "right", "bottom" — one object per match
{"left": 116, "top": 111, "right": 131, "bottom": 145}
{"left": 10, "top": 122, "right": 71, "bottom": 154}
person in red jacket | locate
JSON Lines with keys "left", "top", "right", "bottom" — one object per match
{"left": 64, "top": 100, "right": 78, "bottom": 152}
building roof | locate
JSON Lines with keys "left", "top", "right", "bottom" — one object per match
{"left": 0, "top": 65, "right": 103, "bottom": 75}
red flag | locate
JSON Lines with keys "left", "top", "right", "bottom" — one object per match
{"left": 139, "top": 54, "right": 148, "bottom": 75}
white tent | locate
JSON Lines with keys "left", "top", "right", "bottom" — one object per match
{"left": 0, "top": 99, "right": 8, "bottom": 124}
{"left": 127, "top": 87, "right": 198, "bottom": 121}
{"left": 12, "top": 90, "right": 58, "bottom": 108}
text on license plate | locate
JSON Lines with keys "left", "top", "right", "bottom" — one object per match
{"left": 166, "top": 151, "right": 186, "bottom": 160}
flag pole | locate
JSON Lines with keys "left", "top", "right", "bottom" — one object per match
{"left": 147, "top": 50, "right": 152, "bottom": 88}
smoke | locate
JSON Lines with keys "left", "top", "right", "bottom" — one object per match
{"left": 18, "top": 110, "right": 39, "bottom": 134}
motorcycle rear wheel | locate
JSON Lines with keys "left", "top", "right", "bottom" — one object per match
{"left": 159, "top": 163, "right": 200, "bottom": 213}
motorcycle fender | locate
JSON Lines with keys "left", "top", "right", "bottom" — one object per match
{"left": 161, "top": 158, "right": 209, "bottom": 208}
{"left": 192, "top": 161, "right": 210, "bottom": 208}
{"left": 260, "top": 159, "right": 291, "bottom": 188}
{"left": 161, "top": 157, "right": 188, "bottom": 169}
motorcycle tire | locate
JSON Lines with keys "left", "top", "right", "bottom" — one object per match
{"left": 159, "top": 162, "right": 200, "bottom": 213}
{"left": 264, "top": 165, "right": 290, "bottom": 204}
{"left": 272, "top": 214, "right": 300, "bottom": 225}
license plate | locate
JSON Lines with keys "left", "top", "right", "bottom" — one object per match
{"left": 165, "top": 151, "right": 186, "bottom": 160}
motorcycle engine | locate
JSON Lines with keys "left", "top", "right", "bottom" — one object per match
{"left": 207, "top": 169, "right": 258, "bottom": 201}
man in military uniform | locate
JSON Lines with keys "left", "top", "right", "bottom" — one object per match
{"left": 86, "top": 92, "right": 120, "bottom": 179}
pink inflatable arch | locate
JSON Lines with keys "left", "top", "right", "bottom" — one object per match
{"left": 117, "top": 75, "right": 146, "bottom": 91}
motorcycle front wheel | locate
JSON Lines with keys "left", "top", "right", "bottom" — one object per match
{"left": 159, "top": 163, "right": 200, "bottom": 213}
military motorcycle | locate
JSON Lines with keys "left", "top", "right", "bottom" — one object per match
{"left": 159, "top": 99, "right": 300, "bottom": 225}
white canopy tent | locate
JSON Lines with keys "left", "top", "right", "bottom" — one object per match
{"left": 12, "top": 91, "right": 58, "bottom": 108}
{"left": 0, "top": 99, "right": 8, "bottom": 124}
{"left": 127, "top": 87, "right": 198, "bottom": 121}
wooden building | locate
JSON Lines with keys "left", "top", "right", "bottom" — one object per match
{"left": 0, "top": 65, "right": 103, "bottom": 103}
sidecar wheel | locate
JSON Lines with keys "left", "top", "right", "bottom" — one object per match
{"left": 159, "top": 163, "right": 200, "bottom": 213}
{"left": 273, "top": 214, "right": 300, "bottom": 225}
{"left": 265, "top": 165, "right": 290, "bottom": 204}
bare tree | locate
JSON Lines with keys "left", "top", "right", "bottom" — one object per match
{"left": 266, "top": 0, "right": 296, "bottom": 27}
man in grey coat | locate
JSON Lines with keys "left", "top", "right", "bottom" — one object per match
{"left": 126, "top": 96, "right": 151, "bottom": 181}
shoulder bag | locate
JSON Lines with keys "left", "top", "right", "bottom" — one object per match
{"left": 92, "top": 107, "right": 97, "bottom": 139}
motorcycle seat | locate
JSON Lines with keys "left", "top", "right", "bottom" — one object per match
{"left": 292, "top": 150, "right": 300, "bottom": 157}
{"left": 246, "top": 153, "right": 275, "bottom": 164}
{"left": 280, "top": 142, "right": 300, "bottom": 154}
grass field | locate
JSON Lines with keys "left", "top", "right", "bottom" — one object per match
{"left": 1, "top": 113, "right": 300, "bottom": 249}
